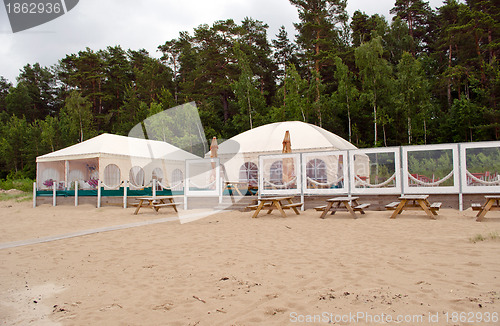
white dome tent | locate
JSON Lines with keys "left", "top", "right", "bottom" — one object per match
{"left": 36, "top": 133, "right": 199, "bottom": 192}
{"left": 206, "top": 121, "right": 369, "bottom": 195}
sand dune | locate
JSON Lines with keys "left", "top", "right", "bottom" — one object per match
{"left": 1, "top": 200, "right": 499, "bottom": 325}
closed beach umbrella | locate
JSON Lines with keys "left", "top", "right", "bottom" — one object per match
{"left": 210, "top": 136, "right": 218, "bottom": 158}
{"left": 209, "top": 137, "right": 218, "bottom": 188}
{"left": 282, "top": 130, "right": 295, "bottom": 187}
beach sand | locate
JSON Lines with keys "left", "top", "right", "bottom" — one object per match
{"left": 1, "top": 199, "right": 499, "bottom": 325}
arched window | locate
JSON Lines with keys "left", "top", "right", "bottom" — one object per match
{"left": 104, "top": 164, "right": 121, "bottom": 188}
{"left": 129, "top": 166, "right": 145, "bottom": 187}
{"left": 239, "top": 162, "right": 258, "bottom": 186}
{"left": 306, "top": 159, "right": 327, "bottom": 183}
{"left": 171, "top": 169, "right": 184, "bottom": 191}
{"left": 152, "top": 167, "right": 164, "bottom": 190}
{"left": 269, "top": 161, "right": 283, "bottom": 185}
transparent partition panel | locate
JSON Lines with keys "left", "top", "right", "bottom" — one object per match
{"left": 259, "top": 153, "right": 301, "bottom": 195}
{"left": 350, "top": 148, "right": 400, "bottom": 195}
{"left": 302, "top": 151, "right": 347, "bottom": 195}
{"left": 65, "top": 158, "right": 100, "bottom": 190}
{"left": 403, "top": 144, "right": 459, "bottom": 194}
{"left": 185, "top": 158, "right": 220, "bottom": 197}
{"left": 38, "top": 161, "right": 66, "bottom": 190}
{"left": 461, "top": 141, "right": 500, "bottom": 193}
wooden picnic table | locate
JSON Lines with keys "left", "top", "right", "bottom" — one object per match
{"left": 473, "top": 195, "right": 500, "bottom": 221}
{"left": 315, "top": 197, "right": 370, "bottom": 219}
{"left": 386, "top": 195, "right": 441, "bottom": 219}
{"left": 247, "top": 196, "right": 302, "bottom": 218}
{"left": 133, "top": 196, "right": 178, "bottom": 215}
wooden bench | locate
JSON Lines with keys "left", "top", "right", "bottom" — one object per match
{"left": 354, "top": 203, "right": 370, "bottom": 211}
{"left": 152, "top": 202, "right": 178, "bottom": 214}
{"left": 246, "top": 203, "right": 272, "bottom": 210}
{"left": 430, "top": 202, "right": 442, "bottom": 211}
{"left": 471, "top": 203, "right": 482, "bottom": 211}
{"left": 385, "top": 202, "right": 400, "bottom": 210}
{"left": 282, "top": 202, "right": 303, "bottom": 209}
{"left": 152, "top": 203, "right": 177, "bottom": 208}
{"left": 314, "top": 205, "right": 327, "bottom": 211}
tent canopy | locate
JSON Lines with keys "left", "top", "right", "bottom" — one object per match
{"left": 216, "top": 121, "right": 357, "bottom": 155}
{"left": 37, "top": 133, "right": 200, "bottom": 162}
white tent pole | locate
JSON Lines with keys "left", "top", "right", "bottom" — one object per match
{"left": 75, "top": 181, "right": 78, "bottom": 206}
{"left": 97, "top": 179, "right": 101, "bottom": 208}
{"left": 65, "top": 160, "right": 69, "bottom": 190}
{"left": 218, "top": 164, "right": 223, "bottom": 204}
{"left": 123, "top": 180, "right": 128, "bottom": 208}
{"left": 299, "top": 154, "right": 304, "bottom": 211}
{"left": 52, "top": 181, "right": 56, "bottom": 207}
{"left": 32, "top": 182, "right": 36, "bottom": 208}
{"left": 184, "top": 161, "right": 188, "bottom": 210}
{"left": 458, "top": 143, "right": 464, "bottom": 212}
{"left": 153, "top": 179, "right": 156, "bottom": 197}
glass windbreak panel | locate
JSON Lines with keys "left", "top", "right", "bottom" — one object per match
{"left": 465, "top": 147, "right": 500, "bottom": 187}
{"left": 353, "top": 152, "right": 397, "bottom": 189}
{"left": 188, "top": 160, "right": 217, "bottom": 191}
{"left": 407, "top": 149, "right": 454, "bottom": 187}
{"left": 261, "top": 155, "right": 299, "bottom": 191}
{"left": 304, "top": 154, "right": 345, "bottom": 190}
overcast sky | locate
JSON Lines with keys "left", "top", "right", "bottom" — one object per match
{"left": 0, "top": 0, "right": 444, "bottom": 85}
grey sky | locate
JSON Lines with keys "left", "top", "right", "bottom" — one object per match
{"left": 0, "top": 0, "right": 444, "bottom": 85}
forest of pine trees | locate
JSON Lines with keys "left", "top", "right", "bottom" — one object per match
{"left": 0, "top": 0, "right": 498, "bottom": 179}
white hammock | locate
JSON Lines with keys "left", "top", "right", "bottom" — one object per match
{"left": 466, "top": 170, "right": 500, "bottom": 185}
{"left": 307, "top": 176, "right": 344, "bottom": 187}
{"left": 100, "top": 180, "right": 124, "bottom": 190}
{"left": 157, "top": 180, "right": 184, "bottom": 190}
{"left": 189, "top": 180, "right": 216, "bottom": 189}
{"left": 263, "top": 176, "right": 297, "bottom": 189}
{"left": 127, "top": 180, "right": 152, "bottom": 190}
{"left": 355, "top": 173, "right": 397, "bottom": 188}
{"left": 408, "top": 170, "right": 454, "bottom": 186}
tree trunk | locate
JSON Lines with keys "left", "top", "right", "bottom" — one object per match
{"left": 345, "top": 89, "right": 352, "bottom": 143}
{"left": 408, "top": 116, "right": 412, "bottom": 144}
{"left": 221, "top": 94, "right": 229, "bottom": 122}
{"left": 247, "top": 88, "right": 253, "bottom": 129}
{"left": 447, "top": 43, "right": 452, "bottom": 108}
{"left": 315, "top": 27, "right": 322, "bottom": 127}
{"left": 373, "top": 81, "right": 377, "bottom": 146}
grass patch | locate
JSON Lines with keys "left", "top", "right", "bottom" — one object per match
{"left": 0, "top": 192, "right": 32, "bottom": 202}
{"left": 470, "top": 231, "right": 500, "bottom": 243}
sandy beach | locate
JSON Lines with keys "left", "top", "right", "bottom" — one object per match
{"left": 1, "top": 199, "right": 499, "bottom": 325}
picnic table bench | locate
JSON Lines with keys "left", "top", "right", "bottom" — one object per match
{"left": 247, "top": 196, "right": 302, "bottom": 218}
{"left": 473, "top": 195, "right": 500, "bottom": 221}
{"left": 315, "top": 197, "right": 370, "bottom": 219}
{"left": 133, "top": 196, "right": 178, "bottom": 215}
{"left": 386, "top": 195, "right": 440, "bottom": 219}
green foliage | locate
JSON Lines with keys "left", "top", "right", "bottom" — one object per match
{"left": 0, "top": 0, "right": 499, "bottom": 178}
{"left": 0, "top": 177, "right": 34, "bottom": 192}
{"left": 59, "top": 90, "right": 96, "bottom": 143}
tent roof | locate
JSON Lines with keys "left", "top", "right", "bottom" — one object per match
{"left": 216, "top": 121, "right": 357, "bottom": 155}
{"left": 37, "top": 133, "right": 200, "bottom": 162}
